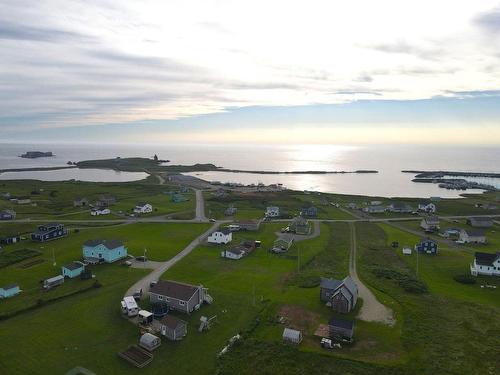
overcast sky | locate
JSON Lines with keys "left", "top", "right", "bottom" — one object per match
{"left": 1, "top": 0, "right": 500, "bottom": 144}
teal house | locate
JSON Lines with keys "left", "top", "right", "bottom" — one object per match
{"left": 171, "top": 193, "right": 187, "bottom": 203}
{"left": 0, "top": 284, "right": 20, "bottom": 298}
{"left": 62, "top": 262, "right": 85, "bottom": 278}
{"left": 83, "top": 239, "right": 127, "bottom": 264}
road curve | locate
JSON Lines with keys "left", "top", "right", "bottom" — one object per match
{"left": 349, "top": 222, "right": 395, "bottom": 325}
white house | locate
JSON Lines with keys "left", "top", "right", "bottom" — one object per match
{"left": 265, "top": 206, "right": 280, "bottom": 218}
{"left": 418, "top": 202, "right": 437, "bottom": 213}
{"left": 388, "top": 202, "right": 412, "bottom": 213}
{"left": 91, "top": 208, "right": 111, "bottom": 216}
{"left": 134, "top": 202, "right": 153, "bottom": 214}
{"left": 420, "top": 216, "right": 440, "bottom": 232}
{"left": 363, "top": 205, "right": 386, "bottom": 213}
{"left": 470, "top": 252, "right": 500, "bottom": 276}
{"left": 459, "top": 229, "right": 487, "bottom": 244}
{"left": 208, "top": 228, "right": 232, "bottom": 244}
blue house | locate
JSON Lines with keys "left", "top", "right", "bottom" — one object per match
{"left": 62, "top": 262, "right": 85, "bottom": 278}
{"left": 415, "top": 238, "right": 438, "bottom": 255}
{"left": 83, "top": 239, "right": 127, "bottom": 264}
{"left": 300, "top": 206, "right": 318, "bottom": 218}
{"left": 0, "top": 284, "right": 20, "bottom": 298}
{"left": 0, "top": 210, "right": 16, "bottom": 220}
{"left": 31, "top": 223, "right": 67, "bottom": 242}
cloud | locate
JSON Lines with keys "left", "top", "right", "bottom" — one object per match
{"left": 369, "top": 40, "right": 443, "bottom": 60}
{"left": 445, "top": 90, "right": 500, "bottom": 98}
{"left": 0, "top": 20, "right": 92, "bottom": 42}
{"left": 475, "top": 6, "right": 500, "bottom": 33}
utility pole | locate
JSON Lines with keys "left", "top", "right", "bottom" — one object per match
{"left": 52, "top": 248, "right": 56, "bottom": 267}
{"left": 297, "top": 247, "right": 300, "bottom": 273}
{"left": 416, "top": 248, "right": 419, "bottom": 277}
{"left": 144, "top": 248, "right": 147, "bottom": 269}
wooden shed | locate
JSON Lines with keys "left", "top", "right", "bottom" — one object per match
{"left": 160, "top": 315, "right": 188, "bottom": 341}
{"left": 139, "top": 333, "right": 161, "bottom": 351}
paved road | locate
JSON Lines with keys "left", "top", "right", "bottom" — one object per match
{"left": 349, "top": 222, "right": 395, "bottom": 325}
{"left": 194, "top": 189, "right": 207, "bottom": 221}
{"left": 125, "top": 222, "right": 219, "bottom": 299}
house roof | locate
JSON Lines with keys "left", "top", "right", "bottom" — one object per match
{"left": 419, "top": 238, "right": 437, "bottom": 244}
{"left": 462, "top": 229, "right": 486, "bottom": 237}
{"left": 474, "top": 252, "right": 500, "bottom": 266}
{"left": 136, "top": 202, "right": 149, "bottom": 207}
{"left": 63, "top": 262, "right": 84, "bottom": 271}
{"left": 83, "top": 239, "right": 124, "bottom": 250}
{"left": 161, "top": 314, "right": 186, "bottom": 329}
{"left": 226, "top": 247, "right": 246, "bottom": 256}
{"left": 320, "top": 278, "right": 342, "bottom": 290}
{"left": 283, "top": 328, "right": 301, "bottom": 339}
{"left": 1, "top": 283, "right": 19, "bottom": 290}
{"left": 320, "top": 276, "right": 358, "bottom": 297}
{"left": 151, "top": 280, "right": 199, "bottom": 301}
{"left": 328, "top": 318, "right": 354, "bottom": 331}
{"left": 213, "top": 228, "right": 231, "bottom": 235}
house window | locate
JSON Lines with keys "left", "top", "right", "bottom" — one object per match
{"left": 158, "top": 295, "right": 163, "bottom": 300}
{"left": 179, "top": 301, "right": 186, "bottom": 306}
{"left": 165, "top": 297, "right": 170, "bottom": 302}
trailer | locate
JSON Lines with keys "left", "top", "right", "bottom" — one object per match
{"left": 122, "top": 296, "right": 139, "bottom": 317}
{"left": 43, "top": 275, "right": 64, "bottom": 290}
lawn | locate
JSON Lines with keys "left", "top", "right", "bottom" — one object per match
{"left": 0, "top": 222, "right": 210, "bottom": 315}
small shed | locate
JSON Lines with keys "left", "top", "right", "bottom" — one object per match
{"left": 139, "top": 333, "right": 161, "bottom": 351}
{"left": 402, "top": 247, "right": 412, "bottom": 255}
{"left": 160, "top": 315, "right": 188, "bottom": 341}
{"left": 138, "top": 310, "right": 153, "bottom": 325}
{"left": 62, "top": 262, "right": 85, "bottom": 278}
{"left": 329, "top": 318, "right": 354, "bottom": 341}
{"left": 282, "top": 328, "right": 302, "bottom": 344}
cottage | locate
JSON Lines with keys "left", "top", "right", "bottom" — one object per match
{"left": 207, "top": 228, "right": 232, "bottom": 244}
{"left": 139, "top": 333, "right": 161, "bottom": 351}
{"left": 363, "top": 205, "right": 386, "bottom": 213}
{"left": 0, "top": 210, "right": 16, "bottom": 220}
{"left": 470, "top": 252, "right": 500, "bottom": 276}
{"left": 289, "top": 215, "right": 310, "bottom": 235}
{"left": 133, "top": 203, "right": 153, "bottom": 214}
{"left": 91, "top": 208, "right": 111, "bottom": 216}
{"left": 0, "top": 284, "right": 20, "bottom": 298}
{"left": 62, "top": 262, "right": 85, "bottom": 278}
{"left": 31, "top": 223, "right": 67, "bottom": 242}
{"left": 420, "top": 216, "right": 440, "bottom": 232}
{"left": 467, "top": 217, "right": 494, "bottom": 228}
{"left": 418, "top": 202, "right": 437, "bottom": 213}
{"left": 415, "top": 238, "right": 438, "bottom": 255}
{"left": 300, "top": 206, "right": 318, "bottom": 218}
{"left": 282, "top": 328, "right": 302, "bottom": 344}
{"left": 73, "top": 197, "right": 89, "bottom": 207}
{"left": 83, "top": 239, "right": 128, "bottom": 263}
{"left": 320, "top": 276, "right": 358, "bottom": 313}
{"left": 43, "top": 275, "right": 64, "bottom": 289}
{"left": 459, "top": 229, "right": 487, "bottom": 244}
{"left": 388, "top": 202, "right": 412, "bottom": 213}
{"left": 328, "top": 318, "right": 354, "bottom": 341}
{"left": 236, "top": 220, "right": 260, "bottom": 231}
{"left": 224, "top": 206, "right": 237, "bottom": 216}
{"left": 271, "top": 235, "right": 294, "bottom": 253}
{"left": 265, "top": 206, "right": 280, "bottom": 218}
{"left": 160, "top": 315, "right": 188, "bottom": 340}
{"left": 149, "top": 280, "right": 212, "bottom": 314}
{"left": 221, "top": 240, "right": 257, "bottom": 260}
{"left": 0, "top": 234, "right": 20, "bottom": 245}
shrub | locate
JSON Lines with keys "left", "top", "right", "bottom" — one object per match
{"left": 372, "top": 267, "right": 428, "bottom": 294}
{"left": 453, "top": 274, "right": 476, "bottom": 285}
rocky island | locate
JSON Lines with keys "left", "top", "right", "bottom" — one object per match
{"left": 20, "top": 151, "right": 54, "bottom": 159}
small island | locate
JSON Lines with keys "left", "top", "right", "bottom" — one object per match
{"left": 20, "top": 151, "right": 54, "bottom": 159}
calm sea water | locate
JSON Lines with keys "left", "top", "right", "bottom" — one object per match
{"left": 0, "top": 143, "right": 498, "bottom": 197}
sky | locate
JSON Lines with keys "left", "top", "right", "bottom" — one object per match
{"left": 1, "top": 0, "right": 500, "bottom": 144}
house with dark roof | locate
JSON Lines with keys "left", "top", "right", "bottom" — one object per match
{"left": 467, "top": 217, "right": 494, "bottom": 228}
{"left": 289, "top": 215, "right": 310, "bottom": 235}
{"left": 320, "top": 276, "right": 358, "bottom": 313}
{"left": 418, "top": 202, "right": 437, "bottom": 213}
{"left": 420, "top": 216, "right": 440, "bottom": 232}
{"left": 235, "top": 220, "right": 260, "bottom": 231}
{"left": 224, "top": 205, "right": 237, "bottom": 216}
{"left": 82, "top": 239, "right": 127, "bottom": 264}
{"left": 470, "top": 252, "right": 500, "bottom": 276}
{"left": 207, "top": 228, "right": 232, "bottom": 244}
{"left": 31, "top": 223, "right": 67, "bottom": 242}
{"left": 62, "top": 262, "right": 85, "bottom": 278}
{"left": 221, "top": 240, "right": 258, "bottom": 260}
{"left": 0, "top": 209, "right": 16, "bottom": 220}
{"left": 73, "top": 197, "right": 89, "bottom": 207}
{"left": 415, "top": 238, "right": 438, "bottom": 255}
{"left": 271, "top": 234, "right": 294, "bottom": 253}
{"left": 160, "top": 315, "right": 188, "bottom": 340}
{"left": 459, "top": 229, "right": 486, "bottom": 244}
{"left": 0, "top": 284, "right": 21, "bottom": 299}
{"left": 149, "top": 280, "right": 212, "bottom": 314}
{"left": 328, "top": 318, "right": 354, "bottom": 341}
{"left": 0, "top": 234, "right": 20, "bottom": 245}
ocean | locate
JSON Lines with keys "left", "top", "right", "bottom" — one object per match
{"left": 0, "top": 143, "right": 498, "bottom": 198}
